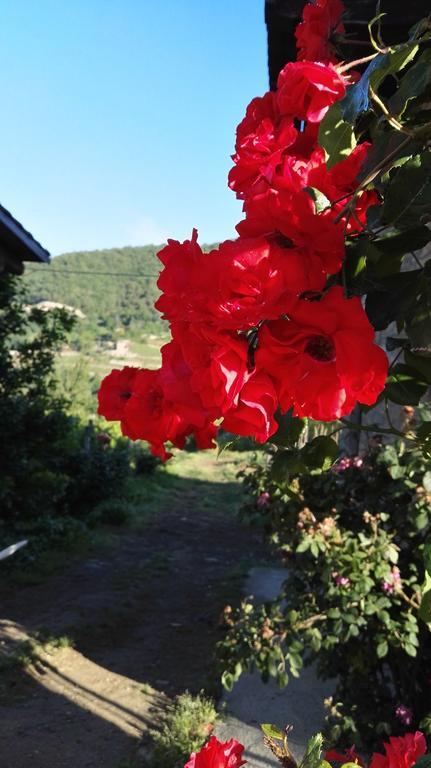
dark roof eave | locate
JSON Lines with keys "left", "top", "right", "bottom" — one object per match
{"left": 0, "top": 205, "right": 50, "bottom": 264}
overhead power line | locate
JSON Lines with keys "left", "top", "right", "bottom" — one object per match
{"left": 25, "top": 267, "right": 159, "bottom": 278}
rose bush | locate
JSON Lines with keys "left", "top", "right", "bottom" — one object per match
{"left": 184, "top": 730, "right": 429, "bottom": 768}
{"left": 218, "top": 415, "right": 431, "bottom": 748}
{"left": 97, "top": 0, "right": 431, "bottom": 747}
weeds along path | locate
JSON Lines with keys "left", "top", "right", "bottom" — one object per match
{"left": 0, "top": 450, "right": 266, "bottom": 768}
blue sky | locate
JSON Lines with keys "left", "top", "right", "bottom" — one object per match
{"left": 0, "top": 1, "right": 267, "bottom": 255}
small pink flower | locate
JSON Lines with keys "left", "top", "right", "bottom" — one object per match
{"left": 332, "top": 571, "right": 350, "bottom": 587}
{"left": 257, "top": 492, "right": 271, "bottom": 508}
{"left": 395, "top": 705, "right": 413, "bottom": 726}
{"left": 382, "top": 567, "right": 401, "bottom": 594}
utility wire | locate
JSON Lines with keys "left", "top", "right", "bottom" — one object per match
{"left": 25, "top": 267, "right": 159, "bottom": 278}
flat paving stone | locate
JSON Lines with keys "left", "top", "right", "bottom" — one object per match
{"left": 216, "top": 567, "right": 335, "bottom": 767}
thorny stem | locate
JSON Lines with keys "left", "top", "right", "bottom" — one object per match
{"left": 369, "top": 87, "right": 412, "bottom": 135}
{"left": 333, "top": 135, "right": 414, "bottom": 225}
{"left": 340, "top": 417, "right": 410, "bottom": 440}
{"left": 337, "top": 52, "right": 379, "bottom": 73}
{"left": 296, "top": 613, "right": 327, "bottom": 630}
{"left": 398, "top": 588, "right": 421, "bottom": 611}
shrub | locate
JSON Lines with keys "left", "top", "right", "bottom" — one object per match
{"left": 88, "top": 498, "right": 136, "bottom": 526}
{"left": 0, "top": 275, "right": 133, "bottom": 564}
{"left": 148, "top": 692, "right": 217, "bottom": 768}
{"left": 133, "top": 445, "right": 161, "bottom": 475}
{"left": 218, "top": 434, "right": 431, "bottom": 749}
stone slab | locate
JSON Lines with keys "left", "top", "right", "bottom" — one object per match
{"left": 216, "top": 567, "right": 335, "bottom": 767}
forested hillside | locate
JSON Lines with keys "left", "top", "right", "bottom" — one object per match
{"left": 23, "top": 246, "right": 167, "bottom": 337}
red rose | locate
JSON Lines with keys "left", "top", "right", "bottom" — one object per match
{"left": 185, "top": 736, "right": 246, "bottom": 768}
{"left": 222, "top": 372, "right": 279, "bottom": 443}
{"left": 325, "top": 746, "right": 364, "bottom": 766}
{"left": 237, "top": 182, "right": 345, "bottom": 278}
{"left": 156, "top": 229, "right": 214, "bottom": 323}
{"left": 256, "top": 286, "right": 388, "bottom": 420}
{"left": 296, "top": 0, "right": 345, "bottom": 64}
{"left": 370, "top": 732, "right": 427, "bottom": 768}
{"left": 160, "top": 339, "right": 217, "bottom": 426}
{"left": 172, "top": 322, "right": 250, "bottom": 414}
{"left": 204, "top": 236, "right": 325, "bottom": 331}
{"left": 276, "top": 61, "right": 346, "bottom": 123}
{"left": 306, "top": 143, "right": 380, "bottom": 233}
{"left": 119, "top": 369, "right": 182, "bottom": 459}
{"left": 97, "top": 366, "right": 139, "bottom": 421}
{"left": 228, "top": 91, "right": 297, "bottom": 200}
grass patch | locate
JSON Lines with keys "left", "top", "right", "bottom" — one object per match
{"left": 0, "top": 629, "right": 74, "bottom": 671}
{"left": 147, "top": 691, "right": 217, "bottom": 768}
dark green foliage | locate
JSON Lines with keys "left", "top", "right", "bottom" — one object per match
{"left": 0, "top": 275, "right": 131, "bottom": 565}
{"left": 133, "top": 445, "right": 161, "bottom": 474}
{"left": 218, "top": 434, "right": 431, "bottom": 749}
{"left": 22, "top": 245, "right": 166, "bottom": 338}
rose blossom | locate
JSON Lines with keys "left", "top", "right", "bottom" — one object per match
{"left": 296, "top": 0, "right": 345, "bottom": 63}
{"left": 97, "top": 366, "right": 139, "bottom": 421}
{"left": 257, "top": 492, "right": 271, "bottom": 508}
{"left": 185, "top": 736, "right": 246, "bottom": 768}
{"left": 370, "top": 732, "right": 426, "bottom": 768}
{"left": 276, "top": 61, "right": 346, "bottom": 123}
{"left": 255, "top": 286, "right": 388, "bottom": 421}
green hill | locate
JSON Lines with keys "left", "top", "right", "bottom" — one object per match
{"left": 23, "top": 245, "right": 167, "bottom": 338}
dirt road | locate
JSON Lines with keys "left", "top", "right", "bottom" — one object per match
{"left": 0, "top": 452, "right": 265, "bottom": 768}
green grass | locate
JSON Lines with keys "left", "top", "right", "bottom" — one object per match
{"left": 0, "top": 630, "right": 74, "bottom": 672}
{"left": 125, "top": 449, "right": 257, "bottom": 523}
{"left": 148, "top": 691, "right": 217, "bottom": 768}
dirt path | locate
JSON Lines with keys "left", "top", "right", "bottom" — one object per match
{"left": 0, "top": 452, "right": 266, "bottom": 768}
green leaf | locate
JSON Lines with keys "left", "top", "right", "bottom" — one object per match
{"left": 376, "top": 640, "right": 388, "bottom": 658}
{"left": 344, "top": 239, "right": 372, "bottom": 282}
{"left": 276, "top": 670, "right": 289, "bottom": 687}
{"left": 385, "top": 364, "right": 428, "bottom": 405}
{"left": 417, "top": 422, "right": 431, "bottom": 460}
{"left": 404, "top": 642, "right": 418, "bottom": 657}
{"left": 419, "top": 570, "right": 431, "bottom": 627}
{"left": 318, "top": 102, "right": 357, "bottom": 168}
{"left": 364, "top": 225, "right": 431, "bottom": 278}
{"left": 405, "top": 350, "right": 431, "bottom": 383}
{"left": 365, "top": 269, "right": 421, "bottom": 330}
{"left": 271, "top": 410, "right": 306, "bottom": 448}
{"left": 340, "top": 43, "right": 419, "bottom": 123}
{"left": 221, "top": 670, "right": 234, "bottom": 691}
{"left": 405, "top": 273, "right": 431, "bottom": 354}
{"left": 414, "top": 756, "right": 431, "bottom": 768}
{"left": 302, "top": 436, "right": 339, "bottom": 472}
{"left": 260, "top": 723, "right": 285, "bottom": 741}
{"left": 373, "top": 226, "right": 431, "bottom": 256}
{"left": 389, "top": 49, "right": 431, "bottom": 117}
{"left": 271, "top": 449, "right": 307, "bottom": 485}
{"left": 382, "top": 152, "right": 431, "bottom": 230}
{"left": 304, "top": 187, "right": 331, "bottom": 213}
{"left": 302, "top": 732, "right": 324, "bottom": 768}
{"left": 360, "top": 129, "right": 418, "bottom": 187}
{"left": 418, "top": 716, "right": 431, "bottom": 736}
{"left": 413, "top": 756, "right": 431, "bottom": 768}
